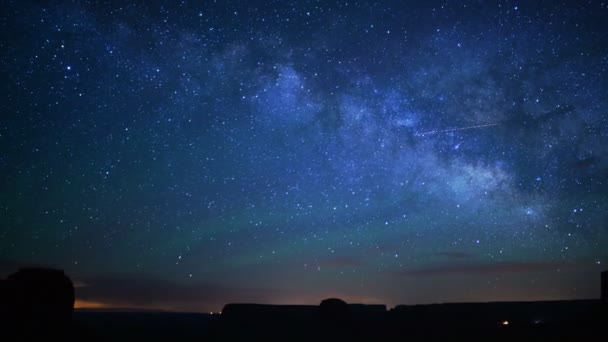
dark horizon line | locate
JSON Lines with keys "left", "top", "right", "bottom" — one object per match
{"left": 74, "top": 296, "right": 605, "bottom": 314}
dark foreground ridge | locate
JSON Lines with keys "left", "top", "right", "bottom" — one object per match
{"left": 219, "top": 299, "right": 607, "bottom": 341}
{"left": 1, "top": 268, "right": 607, "bottom": 341}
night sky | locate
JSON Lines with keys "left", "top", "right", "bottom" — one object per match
{"left": 1, "top": 0, "right": 607, "bottom": 312}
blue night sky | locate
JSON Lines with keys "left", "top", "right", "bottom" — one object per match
{"left": 1, "top": 0, "right": 607, "bottom": 312}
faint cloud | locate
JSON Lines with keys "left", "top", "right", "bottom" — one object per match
{"left": 396, "top": 261, "right": 568, "bottom": 277}
{"left": 318, "top": 256, "right": 363, "bottom": 268}
{"left": 73, "top": 280, "right": 90, "bottom": 288}
{"left": 436, "top": 252, "right": 476, "bottom": 259}
{"left": 76, "top": 274, "right": 292, "bottom": 312}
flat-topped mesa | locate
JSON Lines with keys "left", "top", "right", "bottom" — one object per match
{"left": 219, "top": 299, "right": 388, "bottom": 339}
{"left": 221, "top": 299, "right": 387, "bottom": 321}
{"left": 1, "top": 268, "right": 75, "bottom": 338}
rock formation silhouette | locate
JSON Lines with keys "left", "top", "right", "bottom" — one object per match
{"left": 1, "top": 268, "right": 75, "bottom": 339}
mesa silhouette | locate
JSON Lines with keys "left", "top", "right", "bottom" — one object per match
{"left": 1, "top": 268, "right": 607, "bottom": 341}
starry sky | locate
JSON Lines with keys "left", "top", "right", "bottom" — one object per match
{"left": 1, "top": 0, "right": 607, "bottom": 312}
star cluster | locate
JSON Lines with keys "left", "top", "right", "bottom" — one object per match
{"left": 1, "top": 1, "right": 607, "bottom": 311}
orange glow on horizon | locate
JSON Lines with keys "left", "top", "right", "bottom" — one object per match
{"left": 74, "top": 299, "right": 201, "bottom": 312}
{"left": 74, "top": 299, "right": 112, "bottom": 309}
